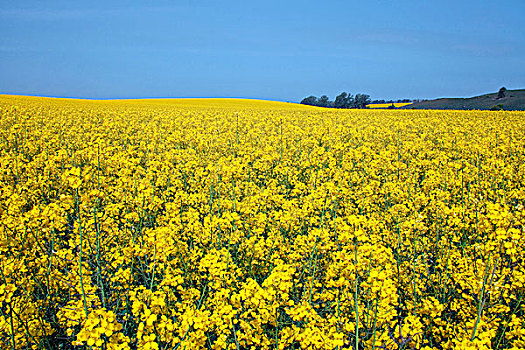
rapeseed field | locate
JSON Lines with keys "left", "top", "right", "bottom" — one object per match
{"left": 366, "top": 103, "right": 412, "bottom": 109}
{"left": 1, "top": 95, "right": 524, "bottom": 349}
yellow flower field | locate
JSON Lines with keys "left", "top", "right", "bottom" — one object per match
{"left": 1, "top": 95, "right": 524, "bottom": 349}
{"left": 366, "top": 103, "right": 413, "bottom": 109}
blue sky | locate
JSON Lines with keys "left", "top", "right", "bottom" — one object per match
{"left": 1, "top": 0, "right": 524, "bottom": 101}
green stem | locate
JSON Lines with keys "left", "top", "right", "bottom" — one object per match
{"left": 3, "top": 302, "right": 16, "bottom": 350}
{"left": 495, "top": 295, "right": 523, "bottom": 349}
{"left": 77, "top": 189, "right": 89, "bottom": 319}
{"left": 150, "top": 245, "right": 157, "bottom": 290}
{"left": 371, "top": 297, "right": 379, "bottom": 350}
{"left": 355, "top": 239, "right": 359, "bottom": 350}
{"left": 471, "top": 253, "right": 493, "bottom": 341}
{"left": 94, "top": 206, "right": 106, "bottom": 308}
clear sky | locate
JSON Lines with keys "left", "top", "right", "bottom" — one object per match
{"left": 1, "top": 0, "right": 524, "bottom": 101}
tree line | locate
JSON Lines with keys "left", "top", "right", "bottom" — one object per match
{"left": 371, "top": 99, "right": 412, "bottom": 104}
{"left": 301, "top": 92, "right": 414, "bottom": 108}
{"left": 301, "top": 92, "right": 372, "bottom": 108}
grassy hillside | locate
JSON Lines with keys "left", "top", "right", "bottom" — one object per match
{"left": 402, "top": 89, "right": 525, "bottom": 111}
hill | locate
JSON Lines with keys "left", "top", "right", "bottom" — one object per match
{"left": 402, "top": 89, "right": 525, "bottom": 111}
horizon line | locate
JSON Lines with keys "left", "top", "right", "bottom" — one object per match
{"left": 0, "top": 92, "right": 299, "bottom": 103}
{"left": 2, "top": 87, "right": 524, "bottom": 103}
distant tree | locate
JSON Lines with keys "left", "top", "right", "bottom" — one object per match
{"left": 300, "top": 92, "right": 370, "bottom": 109}
{"left": 497, "top": 87, "right": 507, "bottom": 99}
{"left": 334, "top": 92, "right": 348, "bottom": 108}
{"left": 355, "top": 94, "right": 371, "bottom": 108}
{"left": 490, "top": 104, "right": 504, "bottom": 111}
{"left": 300, "top": 96, "right": 319, "bottom": 106}
{"left": 387, "top": 103, "right": 395, "bottom": 109}
{"left": 344, "top": 94, "right": 355, "bottom": 108}
{"left": 334, "top": 92, "right": 354, "bottom": 108}
{"left": 317, "top": 95, "right": 330, "bottom": 107}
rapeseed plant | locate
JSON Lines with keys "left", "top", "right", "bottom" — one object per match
{"left": 0, "top": 95, "right": 524, "bottom": 349}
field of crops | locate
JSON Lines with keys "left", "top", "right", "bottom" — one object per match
{"left": 1, "top": 95, "right": 525, "bottom": 349}
{"left": 366, "top": 103, "right": 413, "bottom": 109}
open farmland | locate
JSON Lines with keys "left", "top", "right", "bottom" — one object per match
{"left": 366, "top": 103, "right": 413, "bottom": 109}
{"left": 1, "top": 95, "right": 525, "bottom": 349}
